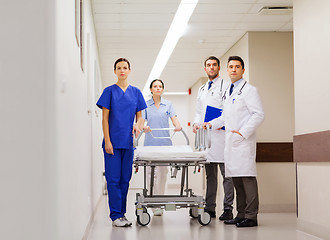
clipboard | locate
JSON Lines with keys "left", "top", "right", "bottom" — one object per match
{"left": 204, "top": 105, "right": 225, "bottom": 130}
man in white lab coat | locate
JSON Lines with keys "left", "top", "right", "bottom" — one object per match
{"left": 205, "top": 56, "right": 264, "bottom": 227}
{"left": 193, "top": 56, "right": 234, "bottom": 220}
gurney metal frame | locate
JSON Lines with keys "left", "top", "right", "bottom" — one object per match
{"left": 133, "top": 127, "right": 211, "bottom": 226}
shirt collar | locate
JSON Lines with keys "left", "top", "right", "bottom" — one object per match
{"left": 148, "top": 97, "right": 166, "bottom": 106}
{"left": 232, "top": 78, "right": 244, "bottom": 88}
{"left": 208, "top": 76, "right": 220, "bottom": 84}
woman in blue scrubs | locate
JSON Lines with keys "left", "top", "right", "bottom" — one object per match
{"left": 96, "top": 58, "right": 147, "bottom": 227}
{"left": 142, "top": 79, "right": 182, "bottom": 216}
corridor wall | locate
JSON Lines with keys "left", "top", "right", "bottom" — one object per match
{"left": 293, "top": 0, "right": 330, "bottom": 238}
{"left": 55, "top": 0, "right": 104, "bottom": 239}
{"left": 0, "top": 1, "right": 57, "bottom": 239}
{"left": 0, "top": 0, "right": 105, "bottom": 239}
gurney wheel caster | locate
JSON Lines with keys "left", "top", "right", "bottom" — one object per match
{"left": 189, "top": 207, "right": 198, "bottom": 219}
{"left": 135, "top": 206, "right": 147, "bottom": 216}
{"left": 198, "top": 212, "right": 211, "bottom": 226}
{"left": 137, "top": 212, "right": 150, "bottom": 226}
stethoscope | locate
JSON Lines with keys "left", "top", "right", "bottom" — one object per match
{"left": 200, "top": 79, "right": 224, "bottom": 96}
{"left": 222, "top": 81, "right": 247, "bottom": 101}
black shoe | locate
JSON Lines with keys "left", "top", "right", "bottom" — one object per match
{"left": 236, "top": 218, "right": 258, "bottom": 227}
{"left": 224, "top": 217, "right": 244, "bottom": 225}
{"left": 219, "top": 210, "right": 233, "bottom": 221}
{"left": 204, "top": 209, "right": 216, "bottom": 218}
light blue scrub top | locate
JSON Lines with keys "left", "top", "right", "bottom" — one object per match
{"left": 96, "top": 84, "right": 147, "bottom": 149}
{"left": 142, "top": 97, "right": 176, "bottom": 146}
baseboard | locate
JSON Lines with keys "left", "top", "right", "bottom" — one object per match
{"left": 82, "top": 195, "right": 103, "bottom": 240}
{"left": 297, "top": 218, "right": 330, "bottom": 240}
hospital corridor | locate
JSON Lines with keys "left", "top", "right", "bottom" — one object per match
{"left": 1, "top": 0, "right": 330, "bottom": 240}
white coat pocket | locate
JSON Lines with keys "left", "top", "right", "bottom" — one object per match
{"left": 232, "top": 133, "right": 244, "bottom": 147}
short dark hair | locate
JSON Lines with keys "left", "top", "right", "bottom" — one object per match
{"left": 227, "top": 56, "right": 244, "bottom": 69}
{"left": 114, "top": 58, "right": 131, "bottom": 70}
{"left": 150, "top": 79, "right": 164, "bottom": 89}
{"left": 204, "top": 56, "right": 220, "bottom": 67}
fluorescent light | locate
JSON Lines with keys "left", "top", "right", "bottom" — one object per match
{"left": 142, "top": 0, "right": 199, "bottom": 96}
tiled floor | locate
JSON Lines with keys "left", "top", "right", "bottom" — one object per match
{"left": 86, "top": 189, "right": 323, "bottom": 240}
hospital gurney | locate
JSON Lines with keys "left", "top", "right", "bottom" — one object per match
{"left": 133, "top": 127, "right": 211, "bottom": 226}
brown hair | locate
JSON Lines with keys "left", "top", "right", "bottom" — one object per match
{"left": 204, "top": 56, "right": 220, "bottom": 67}
{"left": 114, "top": 58, "right": 131, "bottom": 70}
{"left": 227, "top": 56, "right": 244, "bottom": 69}
{"left": 150, "top": 79, "right": 165, "bottom": 89}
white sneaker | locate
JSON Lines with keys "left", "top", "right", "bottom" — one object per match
{"left": 112, "top": 218, "right": 129, "bottom": 227}
{"left": 122, "top": 216, "right": 132, "bottom": 226}
{"left": 153, "top": 208, "right": 163, "bottom": 216}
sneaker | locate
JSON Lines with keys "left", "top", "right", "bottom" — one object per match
{"left": 112, "top": 218, "right": 129, "bottom": 227}
{"left": 153, "top": 208, "right": 163, "bottom": 216}
{"left": 122, "top": 216, "right": 132, "bottom": 226}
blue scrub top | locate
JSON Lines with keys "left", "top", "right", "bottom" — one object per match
{"left": 96, "top": 84, "right": 147, "bottom": 149}
{"left": 142, "top": 97, "right": 176, "bottom": 146}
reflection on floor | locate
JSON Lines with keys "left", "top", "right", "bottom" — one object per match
{"left": 86, "top": 189, "right": 322, "bottom": 240}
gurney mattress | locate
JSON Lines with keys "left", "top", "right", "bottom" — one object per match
{"left": 135, "top": 145, "right": 206, "bottom": 161}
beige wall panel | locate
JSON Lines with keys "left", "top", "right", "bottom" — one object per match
{"left": 294, "top": 0, "right": 330, "bottom": 135}
{"left": 294, "top": 0, "right": 330, "bottom": 237}
{"left": 249, "top": 32, "right": 294, "bottom": 142}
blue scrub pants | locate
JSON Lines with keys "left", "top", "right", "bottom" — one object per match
{"left": 103, "top": 148, "right": 133, "bottom": 221}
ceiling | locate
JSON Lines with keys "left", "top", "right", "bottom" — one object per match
{"left": 92, "top": 0, "right": 293, "bottom": 93}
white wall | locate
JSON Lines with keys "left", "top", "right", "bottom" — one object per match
{"left": 55, "top": 0, "right": 104, "bottom": 239}
{"left": 0, "top": 1, "right": 104, "bottom": 239}
{"left": 294, "top": 0, "right": 330, "bottom": 238}
{"left": 0, "top": 1, "right": 57, "bottom": 239}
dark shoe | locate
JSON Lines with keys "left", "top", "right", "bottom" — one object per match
{"left": 236, "top": 218, "right": 258, "bottom": 227}
{"left": 219, "top": 210, "right": 233, "bottom": 221}
{"left": 204, "top": 209, "right": 216, "bottom": 218}
{"left": 224, "top": 217, "right": 244, "bottom": 225}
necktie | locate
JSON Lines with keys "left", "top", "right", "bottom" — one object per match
{"left": 229, "top": 83, "right": 234, "bottom": 95}
{"left": 208, "top": 81, "right": 213, "bottom": 90}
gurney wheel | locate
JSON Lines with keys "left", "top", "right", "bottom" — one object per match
{"left": 137, "top": 212, "right": 150, "bottom": 226}
{"left": 189, "top": 207, "right": 198, "bottom": 219}
{"left": 198, "top": 211, "right": 211, "bottom": 226}
{"left": 135, "top": 206, "right": 147, "bottom": 216}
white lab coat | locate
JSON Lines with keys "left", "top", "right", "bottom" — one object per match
{"left": 210, "top": 80, "right": 264, "bottom": 176}
{"left": 193, "top": 77, "right": 230, "bottom": 163}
